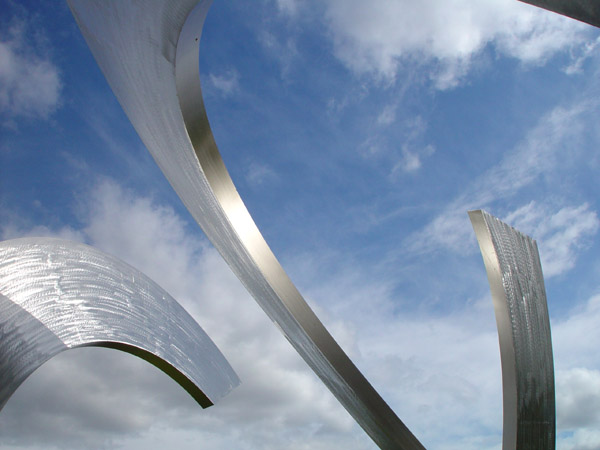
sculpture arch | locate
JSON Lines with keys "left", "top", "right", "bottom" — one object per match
{"left": 0, "top": 237, "right": 239, "bottom": 411}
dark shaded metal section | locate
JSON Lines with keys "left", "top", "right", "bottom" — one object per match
{"left": 67, "top": 1, "right": 424, "bottom": 448}
{"left": 0, "top": 237, "right": 239, "bottom": 411}
{"left": 519, "top": 0, "right": 600, "bottom": 28}
{"left": 469, "top": 210, "right": 555, "bottom": 450}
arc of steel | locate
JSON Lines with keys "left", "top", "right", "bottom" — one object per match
{"left": 0, "top": 237, "right": 239, "bottom": 411}
{"left": 61, "top": 0, "right": 581, "bottom": 448}
{"left": 469, "top": 211, "right": 555, "bottom": 450}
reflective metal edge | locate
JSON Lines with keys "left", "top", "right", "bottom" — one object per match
{"left": 0, "top": 237, "right": 239, "bottom": 411}
{"left": 67, "top": 1, "right": 424, "bottom": 448}
{"left": 518, "top": 0, "right": 600, "bottom": 28}
{"left": 469, "top": 210, "right": 555, "bottom": 450}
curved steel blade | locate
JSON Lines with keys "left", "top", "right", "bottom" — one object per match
{"left": 469, "top": 210, "right": 555, "bottom": 450}
{"left": 67, "top": 1, "right": 424, "bottom": 448}
{"left": 0, "top": 237, "right": 239, "bottom": 411}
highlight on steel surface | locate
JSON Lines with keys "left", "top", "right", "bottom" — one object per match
{"left": 0, "top": 237, "right": 239, "bottom": 412}
{"left": 519, "top": 0, "right": 600, "bottom": 28}
{"left": 469, "top": 210, "right": 555, "bottom": 450}
{"left": 66, "top": 1, "right": 423, "bottom": 448}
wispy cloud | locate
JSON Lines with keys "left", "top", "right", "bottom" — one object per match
{"left": 245, "top": 162, "right": 277, "bottom": 187}
{"left": 0, "top": 16, "right": 62, "bottom": 122}
{"left": 563, "top": 35, "right": 600, "bottom": 75}
{"left": 258, "top": 30, "right": 299, "bottom": 81}
{"left": 274, "top": 0, "right": 299, "bottom": 17}
{"left": 362, "top": 113, "right": 435, "bottom": 176}
{"left": 504, "top": 202, "right": 599, "bottom": 277}
{"left": 207, "top": 69, "right": 240, "bottom": 97}
{"left": 392, "top": 144, "right": 435, "bottom": 175}
{"left": 408, "top": 99, "right": 595, "bottom": 258}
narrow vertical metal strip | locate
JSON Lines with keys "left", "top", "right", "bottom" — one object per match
{"left": 519, "top": 0, "right": 600, "bottom": 28}
{"left": 0, "top": 237, "right": 239, "bottom": 411}
{"left": 67, "top": 1, "right": 423, "bottom": 448}
{"left": 469, "top": 210, "right": 555, "bottom": 450}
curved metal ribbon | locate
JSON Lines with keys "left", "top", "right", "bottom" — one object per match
{"left": 0, "top": 237, "right": 239, "bottom": 411}
{"left": 66, "top": 1, "right": 424, "bottom": 448}
{"left": 469, "top": 210, "right": 555, "bottom": 450}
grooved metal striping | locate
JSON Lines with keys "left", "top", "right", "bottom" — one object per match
{"left": 470, "top": 210, "right": 555, "bottom": 450}
{"left": 0, "top": 237, "right": 239, "bottom": 411}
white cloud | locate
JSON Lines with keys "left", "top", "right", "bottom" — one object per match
{"left": 552, "top": 295, "right": 600, "bottom": 449}
{"left": 504, "top": 202, "right": 599, "bottom": 277}
{"left": 322, "top": 0, "right": 592, "bottom": 87}
{"left": 556, "top": 368, "right": 600, "bottom": 430}
{"left": 207, "top": 70, "right": 240, "bottom": 97}
{"left": 0, "top": 18, "right": 61, "bottom": 120}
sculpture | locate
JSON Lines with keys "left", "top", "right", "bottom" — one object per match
{"left": 0, "top": 237, "right": 239, "bottom": 411}
{"left": 61, "top": 1, "right": 564, "bottom": 448}
{"left": 67, "top": 1, "right": 423, "bottom": 447}
{"left": 3, "top": 0, "right": 582, "bottom": 447}
{"left": 470, "top": 211, "right": 555, "bottom": 450}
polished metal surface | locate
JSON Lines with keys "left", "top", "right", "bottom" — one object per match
{"left": 469, "top": 210, "right": 555, "bottom": 450}
{"left": 67, "top": 1, "right": 424, "bottom": 448}
{"left": 519, "top": 0, "right": 600, "bottom": 28}
{"left": 0, "top": 237, "right": 239, "bottom": 411}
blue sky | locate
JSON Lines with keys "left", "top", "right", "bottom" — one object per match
{"left": 1, "top": 0, "right": 600, "bottom": 449}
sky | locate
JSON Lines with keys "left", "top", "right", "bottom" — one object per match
{"left": 1, "top": 0, "right": 600, "bottom": 449}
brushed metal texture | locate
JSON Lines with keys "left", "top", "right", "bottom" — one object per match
{"left": 0, "top": 237, "right": 239, "bottom": 411}
{"left": 519, "top": 0, "right": 600, "bottom": 28}
{"left": 66, "top": 1, "right": 424, "bottom": 448}
{"left": 469, "top": 210, "right": 555, "bottom": 450}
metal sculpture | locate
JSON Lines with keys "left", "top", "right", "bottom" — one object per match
{"left": 519, "top": 0, "right": 600, "bottom": 28}
{"left": 63, "top": 0, "right": 568, "bottom": 448}
{"left": 0, "top": 237, "right": 239, "bottom": 411}
{"left": 66, "top": 1, "right": 423, "bottom": 448}
{"left": 469, "top": 210, "right": 555, "bottom": 450}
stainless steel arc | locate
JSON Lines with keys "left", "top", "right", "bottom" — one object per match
{"left": 0, "top": 237, "right": 239, "bottom": 411}
{"left": 67, "top": 1, "right": 424, "bottom": 448}
{"left": 469, "top": 210, "right": 555, "bottom": 450}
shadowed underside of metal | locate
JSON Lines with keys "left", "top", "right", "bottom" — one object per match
{"left": 469, "top": 211, "right": 555, "bottom": 450}
{"left": 0, "top": 237, "right": 239, "bottom": 411}
{"left": 66, "top": 1, "right": 423, "bottom": 448}
{"left": 519, "top": 0, "right": 600, "bottom": 28}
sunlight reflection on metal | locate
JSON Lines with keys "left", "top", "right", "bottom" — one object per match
{"left": 67, "top": 1, "right": 424, "bottom": 448}
{"left": 519, "top": 0, "right": 600, "bottom": 28}
{"left": 0, "top": 237, "right": 239, "bottom": 411}
{"left": 469, "top": 210, "right": 555, "bottom": 450}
